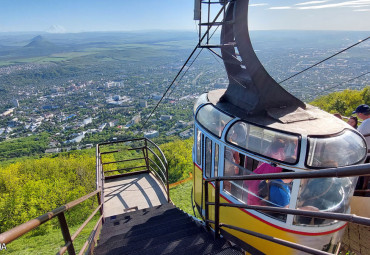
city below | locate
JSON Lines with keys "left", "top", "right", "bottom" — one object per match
{"left": 0, "top": 30, "right": 368, "bottom": 157}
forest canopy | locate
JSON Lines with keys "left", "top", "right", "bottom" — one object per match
{"left": 310, "top": 86, "right": 370, "bottom": 116}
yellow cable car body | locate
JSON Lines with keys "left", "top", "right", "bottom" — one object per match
{"left": 192, "top": 91, "right": 366, "bottom": 254}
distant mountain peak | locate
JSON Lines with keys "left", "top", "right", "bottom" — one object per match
{"left": 25, "top": 35, "right": 54, "bottom": 48}
{"left": 32, "top": 35, "right": 44, "bottom": 42}
{"left": 46, "top": 25, "right": 66, "bottom": 34}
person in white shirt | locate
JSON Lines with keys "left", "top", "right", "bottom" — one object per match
{"left": 353, "top": 104, "right": 370, "bottom": 153}
{"left": 353, "top": 104, "right": 370, "bottom": 190}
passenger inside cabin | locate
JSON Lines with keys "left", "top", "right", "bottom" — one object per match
{"left": 258, "top": 169, "right": 294, "bottom": 221}
{"left": 268, "top": 170, "right": 293, "bottom": 208}
{"left": 333, "top": 113, "right": 342, "bottom": 120}
{"left": 224, "top": 124, "right": 247, "bottom": 196}
{"left": 244, "top": 138, "right": 286, "bottom": 206}
{"left": 348, "top": 116, "right": 358, "bottom": 129}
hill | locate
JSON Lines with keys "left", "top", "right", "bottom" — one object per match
{"left": 24, "top": 35, "right": 55, "bottom": 48}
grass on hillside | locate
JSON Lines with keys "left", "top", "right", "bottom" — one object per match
{"left": 5, "top": 215, "right": 100, "bottom": 255}
{"left": 5, "top": 179, "right": 195, "bottom": 254}
{"left": 169, "top": 180, "right": 194, "bottom": 216}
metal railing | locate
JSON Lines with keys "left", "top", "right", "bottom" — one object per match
{"left": 0, "top": 190, "right": 103, "bottom": 255}
{"left": 203, "top": 164, "right": 370, "bottom": 255}
{"left": 96, "top": 137, "right": 170, "bottom": 203}
{"left": 0, "top": 137, "right": 169, "bottom": 255}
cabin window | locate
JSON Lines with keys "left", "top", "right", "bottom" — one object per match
{"left": 293, "top": 176, "right": 357, "bottom": 226}
{"left": 205, "top": 137, "right": 212, "bottom": 178}
{"left": 223, "top": 148, "right": 290, "bottom": 222}
{"left": 214, "top": 143, "right": 219, "bottom": 177}
{"left": 193, "top": 93, "right": 208, "bottom": 114}
{"left": 306, "top": 130, "right": 366, "bottom": 168}
{"left": 223, "top": 149, "right": 260, "bottom": 201}
{"left": 196, "top": 130, "right": 202, "bottom": 166}
{"left": 196, "top": 104, "right": 233, "bottom": 138}
{"left": 224, "top": 147, "right": 245, "bottom": 200}
{"left": 226, "top": 121, "right": 299, "bottom": 164}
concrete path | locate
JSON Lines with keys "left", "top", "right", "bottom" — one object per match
{"left": 103, "top": 172, "right": 168, "bottom": 217}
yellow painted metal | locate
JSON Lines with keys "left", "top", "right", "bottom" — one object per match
{"left": 193, "top": 164, "right": 298, "bottom": 255}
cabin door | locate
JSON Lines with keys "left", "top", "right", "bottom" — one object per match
{"left": 193, "top": 129, "right": 220, "bottom": 216}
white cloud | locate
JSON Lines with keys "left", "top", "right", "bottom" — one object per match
{"left": 349, "top": 4, "right": 370, "bottom": 6}
{"left": 295, "top": 1, "right": 331, "bottom": 6}
{"left": 269, "top": 6, "right": 292, "bottom": 9}
{"left": 353, "top": 8, "right": 370, "bottom": 10}
{"left": 297, "top": 0, "right": 370, "bottom": 9}
{"left": 250, "top": 3, "right": 269, "bottom": 7}
{"left": 269, "top": 0, "right": 370, "bottom": 10}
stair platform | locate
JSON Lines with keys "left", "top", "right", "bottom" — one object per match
{"left": 103, "top": 172, "right": 168, "bottom": 217}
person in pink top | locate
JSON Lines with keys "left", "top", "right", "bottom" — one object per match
{"left": 244, "top": 138, "right": 286, "bottom": 206}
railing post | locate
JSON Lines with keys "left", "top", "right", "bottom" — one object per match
{"left": 97, "top": 192, "right": 103, "bottom": 217}
{"left": 96, "top": 144, "right": 100, "bottom": 191}
{"left": 165, "top": 155, "right": 170, "bottom": 203}
{"left": 99, "top": 153, "right": 105, "bottom": 223}
{"left": 144, "top": 139, "right": 150, "bottom": 172}
{"left": 205, "top": 179, "right": 209, "bottom": 230}
{"left": 58, "top": 213, "right": 76, "bottom": 255}
{"left": 214, "top": 180, "right": 220, "bottom": 239}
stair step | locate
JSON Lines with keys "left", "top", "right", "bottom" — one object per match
{"left": 100, "top": 209, "right": 188, "bottom": 237}
{"left": 104, "top": 203, "right": 175, "bottom": 221}
{"left": 98, "top": 216, "right": 194, "bottom": 245}
{"left": 131, "top": 233, "right": 231, "bottom": 255}
{"left": 212, "top": 247, "right": 245, "bottom": 255}
{"left": 94, "top": 224, "right": 203, "bottom": 255}
{"left": 102, "top": 207, "right": 183, "bottom": 229}
{"left": 95, "top": 203, "right": 242, "bottom": 255}
{"left": 99, "top": 222, "right": 198, "bottom": 250}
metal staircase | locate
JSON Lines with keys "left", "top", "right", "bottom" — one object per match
{"left": 94, "top": 203, "right": 243, "bottom": 255}
{"left": 94, "top": 138, "right": 243, "bottom": 255}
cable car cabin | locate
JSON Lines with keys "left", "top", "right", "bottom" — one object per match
{"left": 192, "top": 90, "right": 367, "bottom": 254}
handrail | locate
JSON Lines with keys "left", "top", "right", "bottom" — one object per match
{"left": 102, "top": 157, "right": 147, "bottom": 165}
{"left": 80, "top": 215, "right": 104, "bottom": 255}
{"left": 147, "top": 146, "right": 167, "bottom": 172}
{"left": 146, "top": 138, "right": 168, "bottom": 167}
{"left": 206, "top": 163, "right": 370, "bottom": 182}
{"left": 205, "top": 196, "right": 370, "bottom": 226}
{"left": 149, "top": 165, "right": 168, "bottom": 191}
{"left": 145, "top": 138, "right": 169, "bottom": 201}
{"left": 148, "top": 157, "right": 166, "bottom": 180}
{"left": 98, "top": 137, "right": 145, "bottom": 146}
{"left": 1, "top": 137, "right": 170, "bottom": 255}
{"left": 103, "top": 165, "right": 147, "bottom": 173}
{"left": 220, "top": 223, "right": 331, "bottom": 255}
{"left": 97, "top": 137, "right": 170, "bottom": 204}
{"left": 58, "top": 204, "right": 103, "bottom": 255}
{"left": 0, "top": 189, "right": 101, "bottom": 244}
{"left": 202, "top": 163, "right": 370, "bottom": 254}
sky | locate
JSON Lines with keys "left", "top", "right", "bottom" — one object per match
{"left": 0, "top": 0, "right": 369, "bottom": 33}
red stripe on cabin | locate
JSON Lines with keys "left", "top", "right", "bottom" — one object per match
{"left": 193, "top": 163, "right": 347, "bottom": 236}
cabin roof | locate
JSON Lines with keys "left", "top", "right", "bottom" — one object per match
{"left": 207, "top": 89, "right": 351, "bottom": 136}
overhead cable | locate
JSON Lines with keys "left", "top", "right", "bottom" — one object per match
{"left": 142, "top": 4, "right": 228, "bottom": 128}
{"left": 167, "top": 48, "right": 204, "bottom": 98}
{"left": 315, "top": 71, "right": 370, "bottom": 97}
{"left": 278, "top": 36, "right": 370, "bottom": 84}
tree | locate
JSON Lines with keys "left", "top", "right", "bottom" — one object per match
{"left": 311, "top": 86, "right": 370, "bottom": 116}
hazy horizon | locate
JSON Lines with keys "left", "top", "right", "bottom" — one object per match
{"left": 1, "top": 0, "right": 369, "bottom": 33}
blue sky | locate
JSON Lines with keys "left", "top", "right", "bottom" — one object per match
{"left": 0, "top": 0, "right": 369, "bottom": 32}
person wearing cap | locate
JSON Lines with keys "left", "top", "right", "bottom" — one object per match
{"left": 353, "top": 104, "right": 370, "bottom": 190}
{"left": 353, "top": 104, "right": 370, "bottom": 138}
